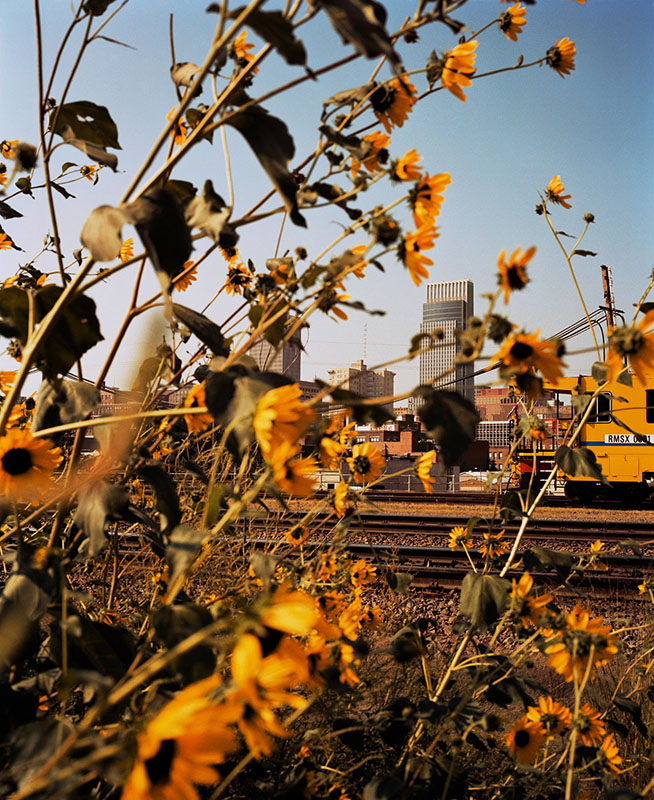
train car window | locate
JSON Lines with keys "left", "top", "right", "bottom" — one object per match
{"left": 646, "top": 390, "right": 654, "bottom": 423}
{"left": 592, "top": 393, "right": 611, "bottom": 423}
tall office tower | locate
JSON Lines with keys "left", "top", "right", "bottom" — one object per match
{"left": 419, "top": 279, "right": 475, "bottom": 403}
{"left": 250, "top": 327, "right": 302, "bottom": 381}
{"left": 327, "top": 360, "right": 395, "bottom": 414}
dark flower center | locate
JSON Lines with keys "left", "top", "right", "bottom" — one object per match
{"left": 540, "top": 713, "right": 558, "bottom": 732}
{"left": 510, "top": 341, "right": 534, "bottom": 360}
{"left": 352, "top": 455, "right": 371, "bottom": 475}
{"left": 563, "top": 629, "right": 592, "bottom": 657}
{"left": 2, "top": 447, "right": 33, "bottom": 476}
{"left": 144, "top": 738, "right": 177, "bottom": 785}
{"left": 514, "top": 729, "right": 531, "bottom": 748}
{"left": 370, "top": 84, "right": 396, "bottom": 114}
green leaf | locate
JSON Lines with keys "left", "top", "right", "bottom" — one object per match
{"left": 417, "top": 389, "right": 479, "bottom": 468}
{"left": 591, "top": 361, "right": 608, "bottom": 383}
{"left": 0, "top": 200, "right": 23, "bottom": 220}
{"left": 150, "top": 604, "right": 216, "bottom": 685}
{"left": 0, "top": 286, "right": 103, "bottom": 379}
{"left": 310, "top": 181, "right": 362, "bottom": 220}
{"left": 229, "top": 7, "right": 307, "bottom": 65}
{"left": 126, "top": 188, "right": 193, "bottom": 283}
{"left": 80, "top": 204, "right": 128, "bottom": 262}
{"left": 249, "top": 303, "right": 287, "bottom": 347}
{"left": 51, "top": 616, "right": 136, "bottom": 681}
{"left": 613, "top": 693, "right": 648, "bottom": 736}
{"left": 571, "top": 249, "right": 598, "bottom": 257}
{"left": 522, "top": 545, "right": 572, "bottom": 582}
{"left": 50, "top": 181, "right": 76, "bottom": 199}
{"left": 49, "top": 100, "right": 121, "bottom": 149}
{"left": 317, "top": 0, "right": 400, "bottom": 69}
{"left": 165, "top": 525, "right": 206, "bottom": 583}
{"left": 555, "top": 445, "right": 609, "bottom": 485}
{"left": 32, "top": 378, "right": 100, "bottom": 432}
{"left": 173, "top": 303, "right": 229, "bottom": 355}
{"left": 385, "top": 571, "right": 412, "bottom": 595}
{"left": 460, "top": 573, "right": 510, "bottom": 632}
{"left": 226, "top": 104, "right": 306, "bottom": 227}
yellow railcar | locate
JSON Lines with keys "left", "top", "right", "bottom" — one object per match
{"left": 513, "top": 372, "right": 654, "bottom": 502}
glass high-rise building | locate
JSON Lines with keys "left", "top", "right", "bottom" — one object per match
{"left": 419, "top": 279, "right": 474, "bottom": 403}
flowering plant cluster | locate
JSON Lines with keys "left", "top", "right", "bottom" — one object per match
{"left": 0, "top": 2, "right": 652, "bottom": 800}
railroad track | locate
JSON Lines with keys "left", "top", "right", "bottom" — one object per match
{"left": 241, "top": 511, "right": 654, "bottom": 547}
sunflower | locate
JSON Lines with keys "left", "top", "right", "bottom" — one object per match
{"left": 497, "top": 246, "right": 535, "bottom": 304}
{"left": 166, "top": 108, "right": 188, "bottom": 147}
{"left": 505, "top": 716, "right": 545, "bottom": 764}
{"left": 0, "top": 171, "right": 7, "bottom": 189}
{"left": 525, "top": 696, "right": 571, "bottom": 739}
{"left": 414, "top": 450, "right": 437, "bottom": 492}
{"left": 350, "top": 131, "right": 390, "bottom": 178}
{"left": 498, "top": 3, "right": 526, "bottom": 41}
{"left": 120, "top": 237, "right": 135, "bottom": 263}
{"left": 0, "top": 371, "right": 15, "bottom": 395}
{"left": 271, "top": 441, "right": 316, "bottom": 497}
{"left": 0, "top": 429, "right": 62, "bottom": 501}
{"left": 338, "top": 597, "right": 362, "bottom": 640}
{"left": 230, "top": 30, "right": 258, "bottom": 73}
{"left": 398, "top": 221, "right": 438, "bottom": 286}
{"left": 409, "top": 172, "right": 451, "bottom": 227}
{"left": 441, "top": 40, "right": 478, "bottom": 102}
{"left": 545, "top": 603, "right": 618, "bottom": 682}
{"left": 479, "top": 530, "right": 509, "bottom": 559}
{"left": 81, "top": 164, "right": 96, "bottom": 182}
{"left": 371, "top": 78, "right": 417, "bottom": 133}
{"left": 529, "top": 419, "right": 547, "bottom": 441}
{"left": 225, "top": 262, "right": 252, "bottom": 295}
{"left": 361, "top": 604, "right": 382, "bottom": 631}
{"left": 391, "top": 149, "right": 423, "bottom": 182}
{"left": 172, "top": 261, "right": 197, "bottom": 292}
{"left": 121, "top": 674, "right": 237, "bottom": 800}
{"left": 260, "top": 582, "right": 318, "bottom": 636}
{"left": 0, "top": 140, "right": 17, "bottom": 158}
{"left": 253, "top": 384, "right": 314, "bottom": 460}
{"left": 491, "top": 330, "right": 565, "bottom": 384}
{"left": 0, "top": 233, "right": 14, "bottom": 251}
{"left": 589, "top": 539, "right": 608, "bottom": 571}
{"left": 333, "top": 480, "right": 351, "bottom": 518}
{"left": 598, "top": 733, "right": 623, "bottom": 774}
{"left": 284, "top": 524, "right": 309, "bottom": 547}
{"left": 509, "top": 572, "right": 552, "bottom": 628}
{"left": 573, "top": 703, "right": 606, "bottom": 746}
{"left": 546, "top": 37, "right": 576, "bottom": 77}
{"left": 347, "top": 442, "right": 384, "bottom": 484}
{"left": 605, "top": 309, "right": 654, "bottom": 384}
{"left": 638, "top": 579, "right": 653, "bottom": 596}
{"left": 545, "top": 175, "right": 572, "bottom": 209}
{"left": 448, "top": 525, "right": 472, "bottom": 550}
{"left": 183, "top": 383, "right": 213, "bottom": 434}
{"left": 350, "top": 559, "right": 376, "bottom": 589}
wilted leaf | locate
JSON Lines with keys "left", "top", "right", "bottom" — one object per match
{"left": 316, "top": 0, "right": 400, "bottom": 69}
{"left": 389, "top": 625, "right": 425, "bottom": 663}
{"left": 617, "top": 539, "right": 642, "bottom": 557}
{"left": 362, "top": 774, "right": 404, "bottom": 800}
{"left": 170, "top": 61, "right": 201, "bottom": 89}
{"left": 184, "top": 179, "right": 237, "bottom": 246}
{"left": 49, "top": 100, "right": 120, "bottom": 148}
{"left": 0, "top": 201, "right": 23, "bottom": 220}
{"left": 151, "top": 604, "right": 215, "bottom": 684}
{"left": 229, "top": 7, "right": 306, "bottom": 65}
{"left": 166, "top": 525, "right": 206, "bottom": 582}
{"left": 126, "top": 188, "right": 193, "bottom": 282}
{"left": 32, "top": 378, "right": 100, "bottom": 432}
{"left": 555, "top": 445, "right": 609, "bottom": 484}
{"left": 613, "top": 693, "right": 648, "bottom": 736}
{"left": 249, "top": 551, "right": 281, "bottom": 590}
{"left": 173, "top": 303, "right": 229, "bottom": 355}
{"left": 10, "top": 719, "right": 75, "bottom": 792}
{"left": 136, "top": 462, "right": 181, "bottom": 537}
{"left": 226, "top": 104, "right": 306, "bottom": 227}
{"left": 50, "top": 181, "right": 76, "bottom": 199}
{"left": 460, "top": 573, "right": 510, "bottom": 632}
{"left": 80, "top": 204, "right": 128, "bottom": 262}
{"left": 332, "top": 717, "right": 364, "bottom": 751}
{"left": 0, "top": 286, "right": 103, "bottom": 379}
{"left": 310, "top": 181, "right": 362, "bottom": 220}
{"left": 83, "top": 0, "right": 118, "bottom": 14}
{"left": 59, "top": 124, "right": 118, "bottom": 170}
{"left": 322, "top": 83, "right": 374, "bottom": 117}
{"left": 73, "top": 482, "right": 132, "bottom": 557}
{"left": 591, "top": 361, "right": 609, "bottom": 384}
{"left": 319, "top": 124, "right": 370, "bottom": 160}
{"left": 523, "top": 545, "right": 572, "bottom": 582}
{"left": 316, "top": 381, "right": 393, "bottom": 427}
{"left": 385, "top": 571, "right": 412, "bottom": 595}
{"left": 417, "top": 389, "right": 479, "bottom": 468}
{"left": 571, "top": 249, "right": 598, "bottom": 257}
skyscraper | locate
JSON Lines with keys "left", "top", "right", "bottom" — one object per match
{"left": 249, "top": 324, "right": 302, "bottom": 381}
{"left": 419, "top": 279, "right": 474, "bottom": 403}
{"left": 327, "top": 360, "right": 395, "bottom": 415}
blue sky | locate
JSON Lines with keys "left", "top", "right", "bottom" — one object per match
{"left": 1, "top": 0, "right": 652, "bottom": 397}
